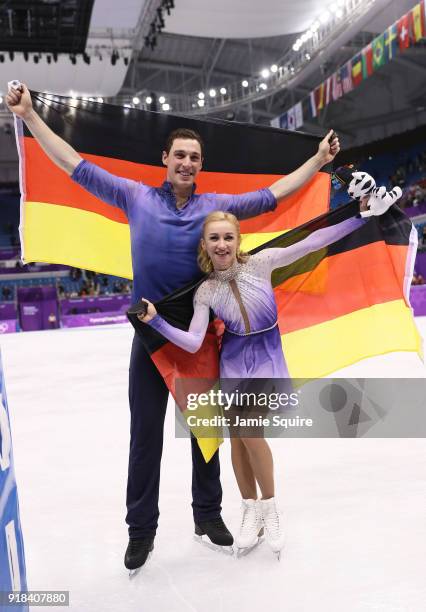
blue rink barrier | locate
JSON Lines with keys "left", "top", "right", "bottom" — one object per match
{"left": 0, "top": 350, "right": 28, "bottom": 612}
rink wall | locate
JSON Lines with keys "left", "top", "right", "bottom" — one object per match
{"left": 0, "top": 350, "right": 28, "bottom": 611}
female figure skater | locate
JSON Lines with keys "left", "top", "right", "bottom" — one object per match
{"left": 138, "top": 183, "right": 400, "bottom": 559}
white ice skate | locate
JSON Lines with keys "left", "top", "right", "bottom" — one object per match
{"left": 235, "top": 499, "right": 264, "bottom": 558}
{"left": 260, "top": 497, "right": 285, "bottom": 561}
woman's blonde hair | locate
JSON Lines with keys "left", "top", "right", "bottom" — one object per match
{"left": 197, "top": 211, "right": 250, "bottom": 274}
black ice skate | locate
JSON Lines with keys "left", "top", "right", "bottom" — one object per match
{"left": 124, "top": 537, "right": 154, "bottom": 577}
{"left": 194, "top": 517, "right": 234, "bottom": 555}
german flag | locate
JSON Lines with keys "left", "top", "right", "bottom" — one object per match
{"left": 128, "top": 201, "right": 421, "bottom": 460}
{"left": 15, "top": 92, "right": 329, "bottom": 277}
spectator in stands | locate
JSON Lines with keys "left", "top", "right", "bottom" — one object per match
{"left": 48, "top": 312, "right": 57, "bottom": 329}
{"left": 56, "top": 278, "right": 65, "bottom": 298}
{"left": 412, "top": 271, "right": 425, "bottom": 286}
{"left": 1, "top": 286, "right": 12, "bottom": 300}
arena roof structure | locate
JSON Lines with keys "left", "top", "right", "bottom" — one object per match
{"left": 0, "top": 0, "right": 425, "bottom": 178}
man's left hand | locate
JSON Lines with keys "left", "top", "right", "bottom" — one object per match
{"left": 318, "top": 129, "right": 340, "bottom": 165}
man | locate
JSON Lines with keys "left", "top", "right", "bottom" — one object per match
{"left": 6, "top": 83, "right": 340, "bottom": 572}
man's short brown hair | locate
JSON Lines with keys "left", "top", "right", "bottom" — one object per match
{"left": 164, "top": 128, "right": 204, "bottom": 157}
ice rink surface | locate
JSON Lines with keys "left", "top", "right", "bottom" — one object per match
{"left": 1, "top": 320, "right": 426, "bottom": 612}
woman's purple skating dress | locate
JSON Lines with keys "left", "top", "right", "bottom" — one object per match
{"left": 147, "top": 216, "right": 365, "bottom": 378}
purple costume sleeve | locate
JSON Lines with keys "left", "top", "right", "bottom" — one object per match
{"left": 146, "top": 285, "right": 211, "bottom": 353}
{"left": 260, "top": 216, "right": 366, "bottom": 272}
{"left": 215, "top": 188, "right": 277, "bottom": 220}
{"left": 71, "top": 159, "right": 142, "bottom": 215}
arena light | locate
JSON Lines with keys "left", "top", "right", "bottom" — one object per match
{"left": 220, "top": 87, "right": 227, "bottom": 95}
{"left": 319, "top": 11, "right": 331, "bottom": 24}
{"left": 132, "top": 96, "right": 140, "bottom": 105}
{"left": 259, "top": 82, "right": 267, "bottom": 90}
{"left": 270, "top": 64, "right": 278, "bottom": 73}
{"left": 241, "top": 80, "right": 249, "bottom": 88}
{"left": 261, "top": 68, "right": 270, "bottom": 78}
{"left": 305, "top": 53, "right": 311, "bottom": 60}
{"left": 197, "top": 99, "right": 205, "bottom": 107}
{"left": 145, "top": 96, "right": 152, "bottom": 104}
{"left": 162, "top": 103, "right": 170, "bottom": 111}
{"left": 198, "top": 92, "right": 205, "bottom": 99}
{"left": 209, "top": 89, "right": 216, "bottom": 97}
{"left": 158, "top": 95, "right": 166, "bottom": 104}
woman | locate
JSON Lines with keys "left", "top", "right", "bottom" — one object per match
{"left": 138, "top": 184, "right": 400, "bottom": 559}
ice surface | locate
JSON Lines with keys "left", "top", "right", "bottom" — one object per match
{"left": 1, "top": 320, "right": 426, "bottom": 612}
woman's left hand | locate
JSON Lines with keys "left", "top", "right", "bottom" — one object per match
{"left": 137, "top": 299, "right": 157, "bottom": 323}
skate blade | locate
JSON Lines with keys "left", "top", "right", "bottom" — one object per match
{"left": 236, "top": 535, "right": 264, "bottom": 558}
{"left": 193, "top": 534, "right": 234, "bottom": 556}
{"left": 270, "top": 542, "right": 284, "bottom": 561}
{"left": 127, "top": 550, "right": 153, "bottom": 579}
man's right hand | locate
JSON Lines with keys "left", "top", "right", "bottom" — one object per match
{"left": 6, "top": 83, "right": 33, "bottom": 120}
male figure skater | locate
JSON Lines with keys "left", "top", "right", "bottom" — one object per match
{"left": 6, "top": 82, "right": 340, "bottom": 572}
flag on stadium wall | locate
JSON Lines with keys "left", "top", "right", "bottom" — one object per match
{"left": 351, "top": 54, "right": 363, "bottom": 87}
{"left": 315, "top": 83, "right": 325, "bottom": 112}
{"left": 302, "top": 97, "right": 312, "bottom": 122}
{"left": 332, "top": 71, "right": 343, "bottom": 101}
{"left": 309, "top": 91, "right": 317, "bottom": 118}
{"left": 362, "top": 43, "right": 374, "bottom": 78}
{"left": 372, "top": 34, "right": 386, "bottom": 70}
{"left": 287, "top": 106, "right": 296, "bottom": 130}
{"left": 279, "top": 112, "right": 288, "bottom": 130}
{"left": 324, "top": 76, "right": 332, "bottom": 105}
{"left": 340, "top": 61, "right": 354, "bottom": 94}
{"left": 397, "top": 14, "right": 411, "bottom": 50}
{"left": 410, "top": 1, "right": 426, "bottom": 42}
{"left": 294, "top": 102, "right": 303, "bottom": 129}
{"left": 384, "top": 24, "right": 398, "bottom": 61}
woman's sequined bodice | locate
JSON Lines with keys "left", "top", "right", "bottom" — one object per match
{"left": 200, "top": 255, "right": 278, "bottom": 335}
